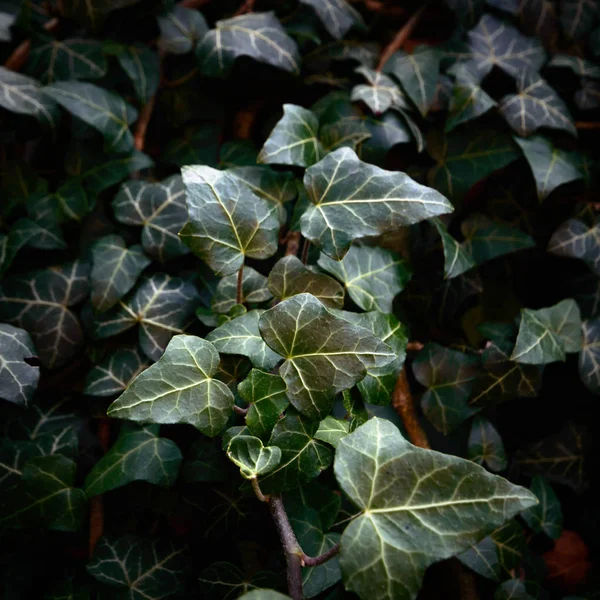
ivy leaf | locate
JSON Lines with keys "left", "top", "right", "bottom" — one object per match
{"left": 259, "top": 293, "right": 395, "bottom": 419}
{"left": 207, "top": 310, "right": 281, "bottom": 371}
{"left": 238, "top": 369, "right": 289, "bottom": 441}
{"left": 238, "top": 591, "right": 291, "bottom": 600}
{"left": 335, "top": 418, "right": 538, "bottom": 600}
{"left": 84, "top": 423, "right": 182, "bottom": 497}
{"left": 0, "top": 455, "right": 86, "bottom": 531}
{"left": 443, "top": 0, "right": 485, "bottom": 26}
{"left": 180, "top": 166, "right": 279, "bottom": 276}
{"left": 197, "top": 12, "right": 300, "bottom": 77}
{"left": 314, "top": 416, "right": 350, "bottom": 448}
{"left": 44, "top": 82, "right": 138, "bottom": 152}
{"left": 212, "top": 267, "right": 272, "bottom": 314}
{"left": 268, "top": 256, "right": 344, "bottom": 309}
{"left": 412, "top": 343, "right": 480, "bottom": 434}
{"left": 468, "top": 416, "right": 507, "bottom": 472}
{"left": 28, "top": 37, "right": 107, "bottom": 84}
{"left": 499, "top": 70, "right": 576, "bottom": 137}
{"left": 158, "top": 6, "right": 209, "bottom": 55}
{"left": 107, "top": 335, "right": 234, "bottom": 436}
{"left": 576, "top": 78, "right": 600, "bottom": 110}
{"left": 548, "top": 54, "right": 600, "bottom": 78}
{"left": 258, "top": 104, "right": 324, "bottom": 167}
{"left": 258, "top": 410, "right": 333, "bottom": 494}
{"left": 579, "top": 318, "right": 600, "bottom": 393}
{"left": 90, "top": 274, "right": 200, "bottom": 362}
{"left": 113, "top": 176, "right": 189, "bottom": 262}
{"left": 561, "top": 0, "right": 598, "bottom": 38}
{"left": 115, "top": 44, "right": 160, "bottom": 104}
{"left": 351, "top": 66, "right": 405, "bottom": 115}
{"left": 514, "top": 135, "right": 583, "bottom": 200}
{"left": 198, "top": 563, "right": 280, "bottom": 599}
{"left": 298, "top": 0, "right": 364, "bottom": 39}
{"left": 548, "top": 217, "right": 600, "bottom": 274}
{"left": 432, "top": 218, "right": 476, "bottom": 279}
{"left": 512, "top": 299, "right": 582, "bottom": 364}
{"left": 0, "top": 67, "right": 59, "bottom": 131}
{"left": 84, "top": 347, "right": 149, "bottom": 397}
{"left": 384, "top": 46, "right": 441, "bottom": 116}
{"left": 164, "top": 123, "right": 221, "bottom": 168}
{"left": 494, "top": 579, "right": 534, "bottom": 600}
{"left": 227, "top": 435, "right": 282, "bottom": 479}
{"left": 0, "top": 324, "right": 40, "bottom": 406}
{"left": 62, "top": 0, "right": 144, "bottom": 31}
{"left": 0, "top": 261, "right": 89, "bottom": 369}
{"left": 521, "top": 475, "right": 563, "bottom": 539}
{"left": 90, "top": 235, "right": 151, "bottom": 312}
{"left": 318, "top": 245, "right": 411, "bottom": 312}
{"left": 302, "top": 148, "right": 453, "bottom": 260}
{"left": 87, "top": 535, "right": 188, "bottom": 599}
{"left": 0, "top": 220, "right": 41, "bottom": 280}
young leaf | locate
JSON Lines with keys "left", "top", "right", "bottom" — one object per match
{"left": 84, "top": 347, "right": 149, "bottom": 397}
{"left": 579, "top": 318, "right": 600, "bottom": 393}
{"left": 468, "top": 416, "right": 507, "bottom": 472}
{"left": 314, "top": 416, "right": 350, "bottom": 448}
{"left": 107, "top": 335, "right": 234, "bottom": 436}
{"left": 227, "top": 435, "right": 282, "bottom": 479}
{"left": 90, "top": 234, "right": 151, "bottom": 312}
{"left": 351, "top": 66, "right": 405, "bottom": 115}
{"left": 212, "top": 267, "right": 272, "bottom": 314}
{"left": 197, "top": 12, "right": 300, "bottom": 77}
{"left": 318, "top": 245, "right": 411, "bottom": 312}
{"left": 84, "top": 424, "right": 182, "bottom": 497}
{"left": 521, "top": 475, "right": 563, "bottom": 539}
{"left": 115, "top": 44, "right": 160, "bottom": 104}
{"left": 180, "top": 166, "right": 279, "bottom": 276}
{"left": 334, "top": 418, "right": 538, "bottom": 600}
{"left": 302, "top": 148, "right": 453, "bottom": 260}
{"left": 0, "top": 323, "right": 40, "bottom": 406}
{"left": 158, "top": 6, "right": 209, "bottom": 54}
{"left": 44, "top": 82, "right": 138, "bottom": 152}
{"left": 259, "top": 293, "right": 395, "bottom": 419}
{"left": 299, "top": 0, "right": 364, "bottom": 39}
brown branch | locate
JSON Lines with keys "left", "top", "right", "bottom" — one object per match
{"left": 576, "top": 121, "right": 600, "bottom": 130}
{"left": 251, "top": 477, "right": 268, "bottom": 502}
{"left": 234, "top": 0, "right": 256, "bottom": 16}
{"left": 89, "top": 418, "right": 111, "bottom": 556}
{"left": 236, "top": 263, "right": 244, "bottom": 305}
{"left": 163, "top": 67, "right": 199, "bottom": 88}
{"left": 376, "top": 5, "right": 428, "bottom": 71}
{"left": 301, "top": 239, "right": 310, "bottom": 265}
{"left": 302, "top": 543, "right": 341, "bottom": 567}
{"left": 134, "top": 93, "right": 158, "bottom": 152}
{"left": 391, "top": 367, "right": 430, "bottom": 449}
{"left": 406, "top": 341, "right": 424, "bottom": 352}
{"left": 4, "top": 18, "right": 59, "bottom": 71}
{"left": 361, "top": 0, "right": 407, "bottom": 16}
{"left": 233, "top": 404, "right": 249, "bottom": 416}
{"left": 284, "top": 231, "right": 302, "bottom": 257}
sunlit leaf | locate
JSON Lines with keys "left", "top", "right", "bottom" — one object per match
{"left": 84, "top": 346, "right": 149, "bottom": 397}
{"left": 468, "top": 416, "right": 507, "bottom": 472}
{"left": 299, "top": 0, "right": 364, "bottom": 39}
{"left": 494, "top": 579, "right": 534, "bottom": 600}
{"left": 548, "top": 53, "right": 600, "bottom": 78}
{"left": 158, "top": 5, "right": 209, "bottom": 54}
{"left": 579, "top": 318, "right": 600, "bottom": 393}
{"left": 238, "top": 591, "right": 291, "bottom": 600}
{"left": 0, "top": 323, "right": 39, "bottom": 406}
{"left": 521, "top": 475, "right": 563, "bottom": 539}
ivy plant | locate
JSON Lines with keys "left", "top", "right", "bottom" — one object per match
{"left": 0, "top": 0, "right": 598, "bottom": 599}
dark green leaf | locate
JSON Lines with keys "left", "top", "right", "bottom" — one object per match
{"left": 561, "top": 0, "right": 599, "bottom": 38}
{"left": 432, "top": 217, "right": 476, "bottom": 279}
{"left": 115, "top": 44, "right": 160, "bottom": 104}
{"left": 494, "top": 579, "right": 534, "bottom": 600}
{"left": 468, "top": 416, "right": 507, "bottom": 472}
{"left": 182, "top": 437, "right": 230, "bottom": 482}
{"left": 84, "top": 347, "right": 149, "bottom": 397}
{"left": 0, "top": 220, "right": 41, "bottom": 280}
{"left": 62, "top": 0, "right": 143, "bottom": 31}
{"left": 163, "top": 123, "right": 220, "bottom": 167}
{"left": 198, "top": 562, "right": 279, "bottom": 599}
{"left": 299, "top": 0, "right": 364, "bottom": 39}
{"left": 212, "top": 267, "right": 272, "bottom": 314}
{"left": 158, "top": 6, "right": 209, "bottom": 54}
{"left": 548, "top": 54, "right": 600, "bottom": 78}
{"left": 521, "top": 475, "right": 563, "bottom": 539}
{"left": 226, "top": 434, "right": 282, "bottom": 478}
{"left": 579, "top": 318, "right": 600, "bottom": 393}
{"left": 548, "top": 217, "right": 600, "bottom": 274}
{"left": 575, "top": 78, "right": 600, "bottom": 110}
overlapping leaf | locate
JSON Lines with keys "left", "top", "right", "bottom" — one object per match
{"left": 0, "top": 323, "right": 39, "bottom": 406}
{"left": 212, "top": 267, "right": 272, "bottom": 314}
{"left": 576, "top": 78, "right": 600, "bottom": 110}
{"left": 158, "top": 5, "right": 209, "bottom": 54}
{"left": 351, "top": 66, "right": 405, "bottom": 115}
{"left": 548, "top": 217, "right": 600, "bottom": 274}
{"left": 164, "top": 123, "right": 221, "bottom": 167}
{"left": 432, "top": 218, "right": 476, "bottom": 278}
{"left": 299, "top": 0, "right": 364, "bottom": 39}
{"left": 521, "top": 475, "right": 563, "bottom": 539}
{"left": 84, "top": 347, "right": 149, "bottom": 397}
{"left": 468, "top": 416, "right": 507, "bottom": 472}
{"left": 579, "top": 318, "right": 600, "bottom": 393}
{"left": 198, "top": 562, "right": 279, "bottom": 599}
{"left": 114, "top": 43, "right": 160, "bottom": 104}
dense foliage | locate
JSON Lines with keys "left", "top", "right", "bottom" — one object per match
{"left": 1, "top": 0, "right": 599, "bottom": 598}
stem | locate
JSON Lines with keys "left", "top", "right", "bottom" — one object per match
{"left": 89, "top": 418, "right": 111, "bottom": 556}
{"left": 302, "top": 543, "right": 340, "bottom": 567}
{"left": 234, "top": 0, "right": 256, "bottom": 16}
{"left": 236, "top": 263, "right": 244, "bottom": 305}
{"left": 301, "top": 239, "right": 310, "bottom": 265}
{"left": 251, "top": 477, "right": 268, "bottom": 502}
{"left": 391, "top": 366, "right": 430, "bottom": 449}
{"left": 268, "top": 495, "right": 304, "bottom": 600}
{"left": 163, "top": 67, "right": 199, "bottom": 88}
{"left": 4, "top": 18, "right": 59, "bottom": 71}
{"left": 576, "top": 121, "right": 600, "bottom": 130}
{"left": 233, "top": 404, "right": 248, "bottom": 416}
{"left": 406, "top": 341, "right": 425, "bottom": 352}
{"left": 284, "top": 231, "right": 302, "bottom": 257}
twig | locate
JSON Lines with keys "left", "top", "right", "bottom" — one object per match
{"left": 284, "top": 231, "right": 302, "bottom": 257}
{"left": 236, "top": 264, "right": 244, "bottom": 305}
{"left": 251, "top": 477, "right": 268, "bottom": 502}
{"left": 233, "top": 404, "right": 249, "bottom": 416}
{"left": 134, "top": 93, "right": 158, "bottom": 152}
{"left": 376, "top": 5, "right": 428, "bottom": 71}
{"left": 89, "top": 418, "right": 111, "bottom": 556}
{"left": 163, "top": 67, "right": 199, "bottom": 88}
{"left": 233, "top": 99, "right": 264, "bottom": 140}
{"left": 302, "top": 543, "right": 341, "bottom": 567}
{"left": 234, "top": 0, "right": 256, "bottom": 16}
{"left": 406, "top": 341, "right": 424, "bottom": 352}
{"left": 576, "top": 121, "right": 600, "bottom": 130}
{"left": 391, "top": 366, "right": 430, "bottom": 449}
{"left": 4, "top": 18, "right": 59, "bottom": 71}
{"left": 301, "top": 239, "right": 310, "bottom": 265}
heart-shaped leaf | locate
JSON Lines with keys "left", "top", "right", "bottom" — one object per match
{"left": 299, "top": 0, "right": 364, "bottom": 39}
{"left": 334, "top": 418, "right": 538, "bottom": 600}
{"left": 521, "top": 475, "right": 563, "bottom": 539}
{"left": 227, "top": 434, "right": 282, "bottom": 478}
{"left": 84, "top": 346, "right": 149, "bottom": 397}
{"left": 158, "top": 5, "right": 209, "bottom": 54}
{"left": 468, "top": 416, "right": 507, "bottom": 472}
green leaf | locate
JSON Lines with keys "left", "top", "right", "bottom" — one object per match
{"left": 0, "top": 220, "right": 41, "bottom": 280}
{"left": 314, "top": 416, "right": 350, "bottom": 448}
{"left": 84, "top": 424, "right": 182, "bottom": 497}
{"left": 576, "top": 78, "right": 600, "bottom": 110}
{"left": 412, "top": 343, "right": 480, "bottom": 434}
{"left": 113, "top": 176, "right": 189, "bottom": 262}
{"left": 494, "top": 579, "right": 534, "bottom": 600}
{"left": 499, "top": 70, "right": 576, "bottom": 137}
{"left": 0, "top": 455, "right": 86, "bottom": 531}
{"left": 207, "top": 310, "right": 281, "bottom": 371}
{"left": 62, "top": 0, "right": 144, "bottom": 31}
{"left": 512, "top": 299, "right": 582, "bottom": 364}
{"left": 468, "top": 416, "right": 507, "bottom": 472}
{"left": 180, "top": 166, "right": 279, "bottom": 276}
{"left": 115, "top": 44, "right": 160, "bottom": 104}
{"left": 158, "top": 6, "right": 209, "bottom": 54}
{"left": 212, "top": 267, "right": 272, "bottom": 314}
{"left": 164, "top": 123, "right": 220, "bottom": 167}
{"left": 44, "top": 82, "right": 138, "bottom": 152}
{"left": 90, "top": 273, "right": 200, "bottom": 362}
{"left": 198, "top": 562, "right": 280, "bottom": 599}
{"left": 561, "top": 0, "right": 598, "bottom": 38}
{"left": 182, "top": 438, "right": 229, "bottom": 483}
{"left": 514, "top": 135, "right": 583, "bottom": 200}
{"left": 0, "top": 323, "right": 39, "bottom": 406}
{"left": 107, "top": 335, "right": 234, "bottom": 436}
{"left": 384, "top": 46, "right": 441, "bottom": 116}
{"left": 302, "top": 147, "right": 453, "bottom": 260}
{"left": 547, "top": 54, "right": 600, "bottom": 78}
{"left": 227, "top": 435, "right": 282, "bottom": 479}
{"left": 0, "top": 261, "right": 89, "bottom": 369}
{"left": 259, "top": 293, "right": 395, "bottom": 419}
{"left": 84, "top": 347, "right": 149, "bottom": 397}
{"left": 432, "top": 218, "right": 476, "bottom": 279}
{"left": 28, "top": 179, "right": 88, "bottom": 224}
{"left": 238, "top": 591, "right": 291, "bottom": 600}
{"left": 579, "top": 318, "right": 600, "bottom": 393}
{"left": 197, "top": 12, "right": 300, "bottom": 77}
{"left": 335, "top": 418, "right": 537, "bottom": 600}
{"left": 0, "top": 67, "right": 60, "bottom": 131}
{"left": 442, "top": 0, "right": 485, "bottom": 26}
{"left": 548, "top": 217, "right": 600, "bottom": 274}
{"left": 521, "top": 475, "right": 563, "bottom": 539}
{"left": 28, "top": 37, "right": 107, "bottom": 84}
{"left": 9, "top": 212, "right": 66, "bottom": 251}
{"left": 258, "top": 410, "right": 333, "bottom": 494}
{"left": 87, "top": 535, "right": 188, "bottom": 599}
{"left": 258, "top": 104, "right": 324, "bottom": 167}
{"left": 268, "top": 256, "right": 344, "bottom": 309}
{"left": 90, "top": 235, "right": 151, "bottom": 312}
{"left": 351, "top": 66, "right": 405, "bottom": 115}
{"left": 299, "top": 0, "right": 364, "bottom": 39}
{"left": 318, "top": 245, "right": 411, "bottom": 312}
{"left": 238, "top": 368, "right": 289, "bottom": 441}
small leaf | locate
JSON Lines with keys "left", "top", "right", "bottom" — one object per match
{"left": 468, "top": 416, "right": 507, "bottom": 472}
{"left": 299, "top": 0, "right": 364, "bottom": 39}
{"left": 335, "top": 418, "right": 538, "bottom": 600}
{"left": 268, "top": 256, "right": 344, "bottom": 309}
{"left": 512, "top": 299, "right": 582, "bottom": 364}
{"left": 351, "top": 66, "right": 405, "bottom": 115}
{"left": 548, "top": 217, "right": 600, "bottom": 274}
{"left": 84, "top": 424, "right": 182, "bottom": 497}
{"left": 115, "top": 44, "right": 160, "bottom": 104}
{"left": 90, "top": 234, "right": 151, "bottom": 312}
{"left": 44, "top": 81, "right": 138, "bottom": 152}
{"left": 84, "top": 347, "right": 149, "bottom": 397}
{"left": 521, "top": 475, "right": 563, "bottom": 539}
{"left": 227, "top": 435, "right": 282, "bottom": 478}
{"left": 197, "top": 12, "right": 300, "bottom": 77}
{"left": 107, "top": 335, "right": 234, "bottom": 436}
{"left": 579, "top": 318, "right": 600, "bottom": 393}
{"left": 0, "top": 324, "right": 40, "bottom": 406}
{"left": 212, "top": 267, "right": 272, "bottom": 314}
{"left": 259, "top": 293, "right": 395, "bottom": 419}
{"left": 158, "top": 5, "right": 209, "bottom": 54}
{"left": 314, "top": 416, "right": 350, "bottom": 448}
{"left": 302, "top": 147, "right": 453, "bottom": 260}
{"left": 180, "top": 166, "right": 279, "bottom": 276}
{"left": 432, "top": 218, "right": 476, "bottom": 279}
